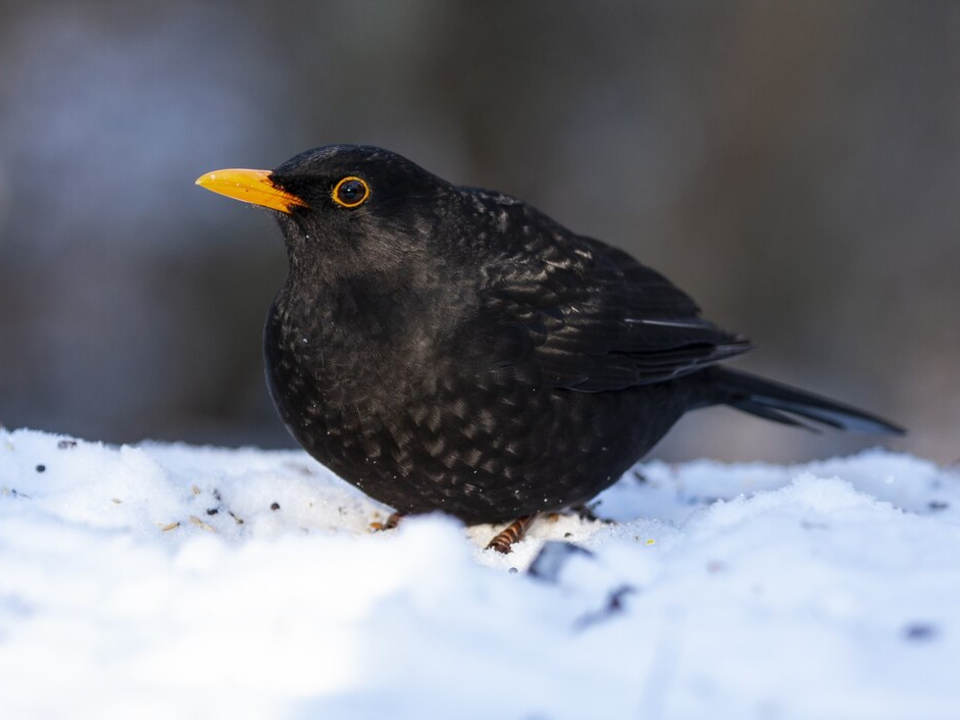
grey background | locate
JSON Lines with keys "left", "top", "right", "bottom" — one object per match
{"left": 1, "top": 1, "right": 956, "bottom": 464}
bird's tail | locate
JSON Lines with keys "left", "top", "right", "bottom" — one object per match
{"left": 705, "top": 367, "right": 904, "bottom": 435}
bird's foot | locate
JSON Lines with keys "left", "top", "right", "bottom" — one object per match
{"left": 486, "top": 515, "right": 537, "bottom": 554}
{"left": 370, "top": 512, "right": 403, "bottom": 532}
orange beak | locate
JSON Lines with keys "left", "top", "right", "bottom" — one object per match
{"left": 194, "top": 168, "right": 306, "bottom": 214}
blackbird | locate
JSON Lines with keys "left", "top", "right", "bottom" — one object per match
{"left": 196, "top": 145, "right": 902, "bottom": 550}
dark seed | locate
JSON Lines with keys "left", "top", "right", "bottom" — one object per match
{"left": 528, "top": 541, "right": 594, "bottom": 582}
{"left": 904, "top": 623, "right": 939, "bottom": 641}
{"left": 270, "top": 502, "right": 280, "bottom": 511}
{"left": 35, "top": 464, "right": 46, "bottom": 473}
{"left": 575, "top": 585, "right": 637, "bottom": 629}
{"left": 206, "top": 508, "right": 219, "bottom": 516}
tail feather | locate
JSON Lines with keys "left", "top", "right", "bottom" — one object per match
{"left": 708, "top": 367, "right": 904, "bottom": 435}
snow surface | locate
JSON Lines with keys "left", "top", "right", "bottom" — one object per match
{"left": 1, "top": 427, "right": 958, "bottom": 720}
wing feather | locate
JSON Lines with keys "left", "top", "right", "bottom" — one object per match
{"left": 479, "top": 229, "right": 751, "bottom": 392}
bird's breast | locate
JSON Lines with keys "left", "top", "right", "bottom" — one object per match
{"left": 263, "top": 283, "right": 475, "bottom": 436}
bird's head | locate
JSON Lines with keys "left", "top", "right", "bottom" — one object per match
{"left": 196, "top": 145, "right": 453, "bottom": 279}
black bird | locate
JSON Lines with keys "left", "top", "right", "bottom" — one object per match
{"left": 196, "top": 145, "right": 902, "bottom": 551}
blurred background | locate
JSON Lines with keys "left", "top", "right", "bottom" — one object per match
{"left": 0, "top": 0, "right": 957, "bottom": 464}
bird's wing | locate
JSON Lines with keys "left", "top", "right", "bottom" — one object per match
{"left": 479, "top": 234, "right": 752, "bottom": 392}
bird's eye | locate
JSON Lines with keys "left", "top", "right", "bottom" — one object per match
{"left": 332, "top": 176, "right": 370, "bottom": 208}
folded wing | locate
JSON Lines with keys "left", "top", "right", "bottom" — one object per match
{"left": 481, "top": 234, "right": 752, "bottom": 391}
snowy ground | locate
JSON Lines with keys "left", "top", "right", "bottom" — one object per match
{"left": 1, "top": 428, "right": 958, "bottom": 720}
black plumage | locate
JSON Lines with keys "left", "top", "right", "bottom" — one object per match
{"left": 197, "top": 145, "right": 903, "bottom": 526}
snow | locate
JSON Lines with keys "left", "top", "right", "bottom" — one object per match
{"left": 1, "top": 428, "right": 958, "bottom": 720}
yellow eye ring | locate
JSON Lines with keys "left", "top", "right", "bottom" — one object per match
{"left": 332, "top": 176, "right": 370, "bottom": 208}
